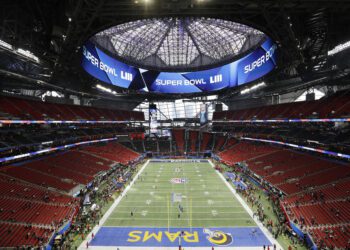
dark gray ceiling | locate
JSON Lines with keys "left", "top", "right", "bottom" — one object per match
{"left": 0, "top": 0, "right": 349, "bottom": 102}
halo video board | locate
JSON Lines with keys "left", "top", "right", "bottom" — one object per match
{"left": 82, "top": 37, "right": 277, "bottom": 94}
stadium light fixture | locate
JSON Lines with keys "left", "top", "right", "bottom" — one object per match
{"left": 240, "top": 82, "right": 266, "bottom": 95}
{"left": 0, "top": 39, "right": 13, "bottom": 50}
{"left": 17, "top": 48, "right": 40, "bottom": 63}
{"left": 41, "top": 91, "right": 64, "bottom": 101}
{"left": 240, "top": 89, "right": 250, "bottom": 95}
{"left": 96, "top": 84, "right": 119, "bottom": 96}
{"left": 0, "top": 40, "right": 40, "bottom": 63}
{"left": 328, "top": 40, "right": 350, "bottom": 56}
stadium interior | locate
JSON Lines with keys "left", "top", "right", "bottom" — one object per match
{"left": 0, "top": 1, "right": 349, "bottom": 249}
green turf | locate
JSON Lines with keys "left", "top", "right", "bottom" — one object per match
{"left": 104, "top": 161, "right": 255, "bottom": 228}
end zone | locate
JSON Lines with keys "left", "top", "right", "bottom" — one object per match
{"left": 89, "top": 226, "right": 271, "bottom": 248}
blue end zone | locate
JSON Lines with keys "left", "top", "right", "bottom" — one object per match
{"left": 90, "top": 227, "right": 272, "bottom": 247}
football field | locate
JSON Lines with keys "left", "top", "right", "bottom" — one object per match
{"left": 85, "top": 160, "right": 276, "bottom": 249}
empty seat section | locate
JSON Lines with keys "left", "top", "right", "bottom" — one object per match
{"left": 0, "top": 166, "right": 76, "bottom": 192}
{"left": 83, "top": 142, "right": 140, "bottom": 165}
{"left": 213, "top": 91, "right": 350, "bottom": 121}
{"left": 172, "top": 129, "right": 185, "bottom": 153}
{"left": 0, "top": 223, "right": 54, "bottom": 247}
{"left": 218, "top": 141, "right": 278, "bottom": 164}
{"left": 0, "top": 96, "right": 145, "bottom": 121}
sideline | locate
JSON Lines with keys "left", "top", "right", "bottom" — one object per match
{"left": 78, "top": 159, "right": 150, "bottom": 249}
{"left": 208, "top": 160, "right": 284, "bottom": 250}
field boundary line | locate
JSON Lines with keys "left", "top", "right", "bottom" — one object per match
{"left": 115, "top": 205, "right": 244, "bottom": 208}
{"left": 87, "top": 246, "right": 273, "bottom": 250}
{"left": 78, "top": 159, "right": 150, "bottom": 250}
{"left": 208, "top": 159, "right": 284, "bottom": 250}
{"left": 121, "top": 200, "right": 243, "bottom": 203}
{"left": 107, "top": 217, "right": 252, "bottom": 221}
{"left": 108, "top": 211, "right": 248, "bottom": 214}
{"left": 101, "top": 225, "right": 259, "bottom": 228}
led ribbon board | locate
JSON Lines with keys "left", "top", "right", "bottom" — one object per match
{"left": 213, "top": 118, "right": 350, "bottom": 123}
{"left": 0, "top": 137, "right": 118, "bottom": 164}
{"left": 0, "top": 120, "right": 143, "bottom": 124}
{"left": 1, "top": 118, "right": 348, "bottom": 125}
{"left": 241, "top": 137, "right": 350, "bottom": 160}
{"left": 82, "top": 37, "right": 277, "bottom": 94}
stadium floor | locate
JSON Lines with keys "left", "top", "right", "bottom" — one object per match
{"left": 80, "top": 160, "right": 280, "bottom": 249}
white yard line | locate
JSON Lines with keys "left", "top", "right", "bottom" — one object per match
{"left": 80, "top": 159, "right": 283, "bottom": 250}
{"left": 78, "top": 160, "right": 150, "bottom": 250}
{"left": 183, "top": 164, "right": 191, "bottom": 228}
{"left": 128, "top": 184, "right": 224, "bottom": 187}
{"left": 107, "top": 217, "right": 252, "bottom": 221}
{"left": 101, "top": 225, "right": 259, "bottom": 228}
{"left": 128, "top": 188, "right": 233, "bottom": 190}
{"left": 208, "top": 160, "right": 284, "bottom": 250}
{"left": 126, "top": 194, "right": 238, "bottom": 197}
{"left": 87, "top": 247, "right": 275, "bottom": 250}
{"left": 121, "top": 200, "right": 243, "bottom": 203}
{"left": 115, "top": 205, "right": 244, "bottom": 208}
{"left": 108, "top": 211, "right": 247, "bottom": 214}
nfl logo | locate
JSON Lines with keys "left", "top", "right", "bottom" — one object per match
{"left": 170, "top": 178, "right": 188, "bottom": 184}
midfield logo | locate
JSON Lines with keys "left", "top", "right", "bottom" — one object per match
{"left": 170, "top": 178, "right": 188, "bottom": 184}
